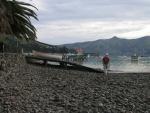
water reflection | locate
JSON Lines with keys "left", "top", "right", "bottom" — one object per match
{"left": 83, "top": 56, "right": 150, "bottom": 72}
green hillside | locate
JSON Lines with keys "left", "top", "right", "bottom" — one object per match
{"left": 63, "top": 36, "right": 150, "bottom": 56}
{"left": 0, "top": 37, "right": 68, "bottom": 53}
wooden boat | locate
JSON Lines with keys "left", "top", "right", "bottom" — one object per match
{"left": 32, "top": 51, "right": 63, "bottom": 60}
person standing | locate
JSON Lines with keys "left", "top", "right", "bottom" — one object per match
{"left": 102, "top": 53, "right": 110, "bottom": 75}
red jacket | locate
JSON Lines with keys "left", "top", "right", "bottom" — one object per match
{"left": 102, "top": 56, "right": 110, "bottom": 64}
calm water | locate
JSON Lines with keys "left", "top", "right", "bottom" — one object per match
{"left": 83, "top": 56, "right": 150, "bottom": 72}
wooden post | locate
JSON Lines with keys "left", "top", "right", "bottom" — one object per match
{"left": 43, "top": 59, "right": 47, "bottom": 66}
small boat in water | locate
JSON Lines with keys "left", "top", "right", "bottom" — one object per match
{"left": 131, "top": 54, "right": 138, "bottom": 63}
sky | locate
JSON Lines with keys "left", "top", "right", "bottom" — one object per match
{"left": 20, "top": 0, "right": 150, "bottom": 45}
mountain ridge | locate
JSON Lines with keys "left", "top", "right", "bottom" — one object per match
{"left": 63, "top": 36, "right": 150, "bottom": 56}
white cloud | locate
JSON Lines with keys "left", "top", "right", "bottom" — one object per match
{"left": 17, "top": 0, "right": 150, "bottom": 44}
{"left": 118, "top": 25, "right": 150, "bottom": 38}
{"left": 37, "top": 20, "right": 150, "bottom": 44}
{"left": 17, "top": 0, "right": 48, "bottom": 11}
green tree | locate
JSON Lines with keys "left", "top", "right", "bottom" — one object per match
{"left": 0, "top": 0, "right": 38, "bottom": 40}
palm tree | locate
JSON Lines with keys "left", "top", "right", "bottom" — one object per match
{"left": 0, "top": 0, "right": 38, "bottom": 40}
{"left": 0, "top": 0, "right": 12, "bottom": 36}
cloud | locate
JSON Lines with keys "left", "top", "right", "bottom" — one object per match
{"left": 32, "top": 0, "right": 150, "bottom": 21}
{"left": 36, "top": 20, "right": 150, "bottom": 44}
{"left": 17, "top": 0, "right": 150, "bottom": 44}
{"left": 20, "top": 0, "right": 150, "bottom": 21}
{"left": 18, "top": 0, "right": 48, "bottom": 11}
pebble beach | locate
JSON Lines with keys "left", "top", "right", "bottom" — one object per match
{"left": 0, "top": 60, "right": 150, "bottom": 113}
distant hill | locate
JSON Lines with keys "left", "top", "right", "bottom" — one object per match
{"left": 0, "top": 37, "right": 68, "bottom": 53}
{"left": 63, "top": 36, "right": 150, "bottom": 56}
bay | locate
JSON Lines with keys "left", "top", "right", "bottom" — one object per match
{"left": 83, "top": 56, "right": 150, "bottom": 72}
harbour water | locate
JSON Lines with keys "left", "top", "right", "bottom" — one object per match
{"left": 83, "top": 56, "right": 150, "bottom": 72}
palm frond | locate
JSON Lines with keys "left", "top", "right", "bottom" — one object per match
{"left": 0, "top": 0, "right": 38, "bottom": 41}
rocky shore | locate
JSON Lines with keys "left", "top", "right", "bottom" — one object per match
{"left": 0, "top": 54, "right": 150, "bottom": 113}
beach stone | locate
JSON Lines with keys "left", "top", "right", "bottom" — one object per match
{"left": 0, "top": 53, "right": 149, "bottom": 113}
{"left": 0, "top": 58, "right": 6, "bottom": 71}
